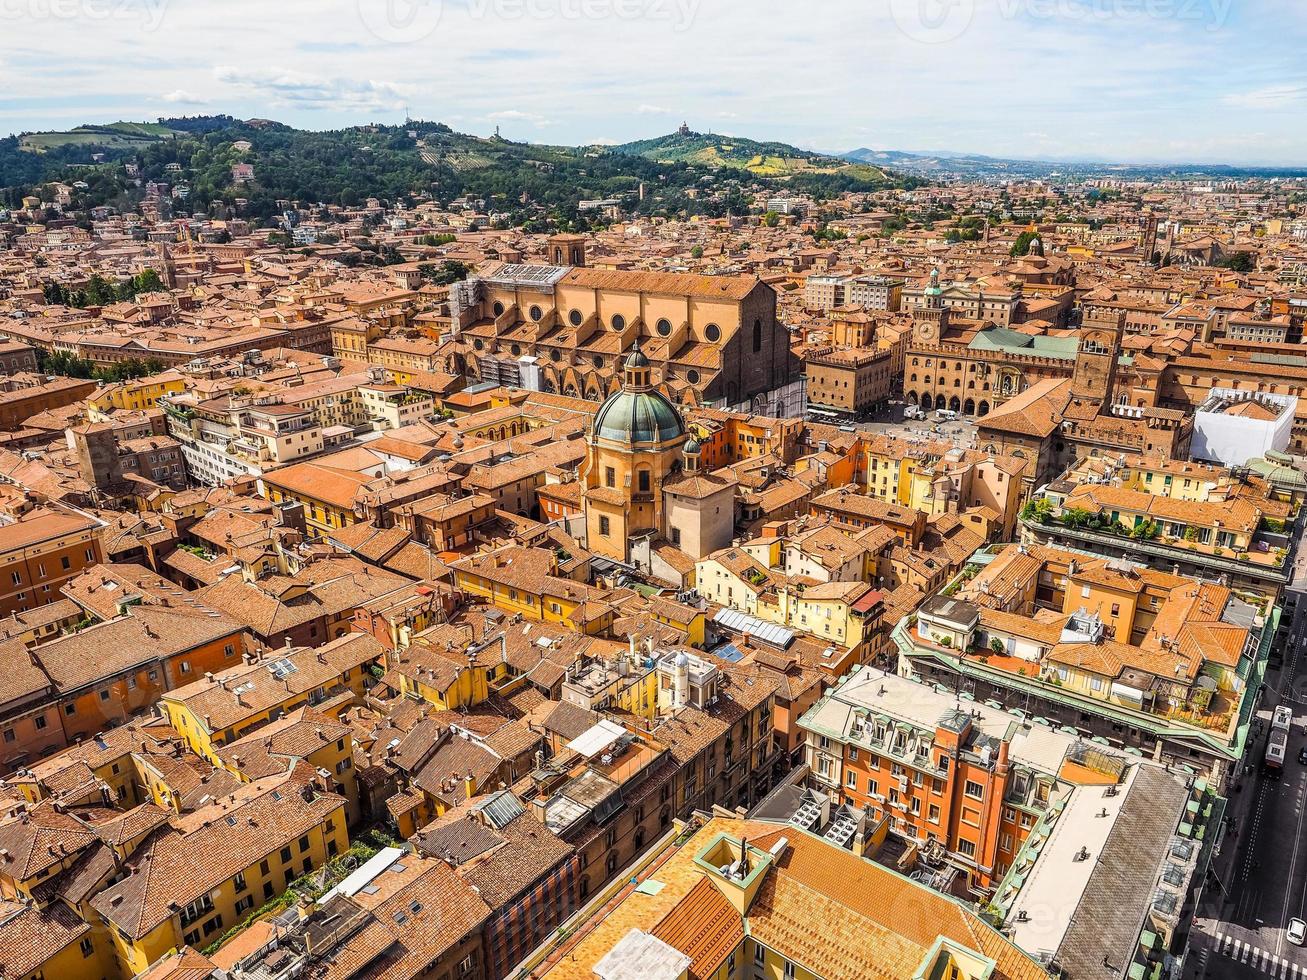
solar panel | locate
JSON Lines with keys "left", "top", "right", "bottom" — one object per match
{"left": 711, "top": 608, "right": 794, "bottom": 649}
{"left": 482, "top": 264, "right": 569, "bottom": 289}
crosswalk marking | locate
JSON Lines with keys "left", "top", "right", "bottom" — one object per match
{"left": 1212, "top": 932, "right": 1306, "bottom": 977}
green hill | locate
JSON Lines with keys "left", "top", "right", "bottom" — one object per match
{"left": 0, "top": 117, "right": 912, "bottom": 220}
{"left": 612, "top": 129, "right": 889, "bottom": 183}
{"left": 19, "top": 121, "right": 184, "bottom": 153}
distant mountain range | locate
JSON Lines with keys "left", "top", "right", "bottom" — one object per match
{"left": 842, "top": 146, "right": 1307, "bottom": 180}
{"left": 6, "top": 114, "right": 1300, "bottom": 222}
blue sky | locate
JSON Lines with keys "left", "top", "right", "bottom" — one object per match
{"left": 1, "top": 0, "right": 1305, "bottom": 164}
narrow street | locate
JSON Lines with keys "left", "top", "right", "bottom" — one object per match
{"left": 1191, "top": 632, "right": 1307, "bottom": 979}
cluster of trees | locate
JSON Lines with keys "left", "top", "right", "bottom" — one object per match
{"left": 808, "top": 224, "right": 848, "bottom": 242}
{"left": 1217, "top": 252, "right": 1256, "bottom": 273}
{"left": 42, "top": 269, "right": 164, "bottom": 308}
{"left": 1010, "top": 231, "right": 1041, "bottom": 256}
{"left": 946, "top": 217, "right": 988, "bottom": 243}
{"left": 37, "top": 349, "right": 166, "bottom": 382}
{"left": 418, "top": 260, "right": 471, "bottom": 285}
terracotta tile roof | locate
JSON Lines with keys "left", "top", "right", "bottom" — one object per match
{"left": 976, "top": 377, "right": 1071, "bottom": 438}
{"left": 560, "top": 267, "right": 763, "bottom": 301}
{"left": 650, "top": 876, "right": 744, "bottom": 979}
{"left": 135, "top": 947, "right": 220, "bottom": 980}
{"left": 539, "top": 817, "right": 1046, "bottom": 980}
{"left": 162, "top": 632, "right": 385, "bottom": 735}
{"left": 352, "top": 859, "right": 492, "bottom": 979}
{"left": 0, "top": 897, "right": 90, "bottom": 977}
{"left": 215, "top": 707, "right": 350, "bottom": 779}
{"left": 454, "top": 812, "right": 574, "bottom": 908}
{"left": 31, "top": 604, "right": 243, "bottom": 694}
{"left": 0, "top": 505, "right": 103, "bottom": 554}
{"left": 0, "top": 801, "right": 100, "bottom": 881}
{"left": 61, "top": 562, "right": 189, "bottom": 620}
{"left": 197, "top": 557, "right": 411, "bottom": 638}
{"left": 0, "top": 637, "right": 55, "bottom": 707}
{"left": 90, "top": 764, "right": 347, "bottom": 939}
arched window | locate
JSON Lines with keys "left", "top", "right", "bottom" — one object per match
{"left": 753, "top": 319, "right": 763, "bottom": 353}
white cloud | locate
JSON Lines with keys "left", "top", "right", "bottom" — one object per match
{"left": 160, "top": 89, "right": 205, "bottom": 105}
{"left": 1222, "top": 84, "right": 1307, "bottom": 110}
{"left": 213, "top": 66, "right": 409, "bottom": 112}
{"left": 636, "top": 104, "right": 671, "bottom": 115}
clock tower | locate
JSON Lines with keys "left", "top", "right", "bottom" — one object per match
{"left": 913, "top": 267, "right": 950, "bottom": 345}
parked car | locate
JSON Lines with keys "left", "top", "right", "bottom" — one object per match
{"left": 1288, "top": 918, "right": 1306, "bottom": 946}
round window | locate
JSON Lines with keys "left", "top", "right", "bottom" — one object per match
{"left": 529, "top": 305, "right": 543, "bottom": 322}
{"left": 687, "top": 369, "right": 700, "bottom": 384}
{"left": 473, "top": 339, "right": 484, "bottom": 351}
{"left": 492, "top": 301, "right": 505, "bottom": 317}
{"left": 569, "top": 309, "right": 583, "bottom": 327}
{"left": 705, "top": 323, "right": 721, "bottom": 343}
{"left": 550, "top": 349, "right": 561, "bottom": 362}
{"left": 593, "top": 355, "right": 604, "bottom": 369}
{"left": 656, "top": 318, "right": 672, "bottom": 337}
{"left": 612, "top": 314, "right": 626, "bottom": 332}
{"left": 511, "top": 344, "right": 521, "bottom": 356}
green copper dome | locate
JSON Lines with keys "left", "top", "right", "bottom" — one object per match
{"left": 594, "top": 388, "right": 686, "bottom": 445}
{"left": 925, "top": 266, "right": 943, "bottom": 296}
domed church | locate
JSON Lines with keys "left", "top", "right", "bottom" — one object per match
{"left": 582, "top": 343, "right": 736, "bottom": 571}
